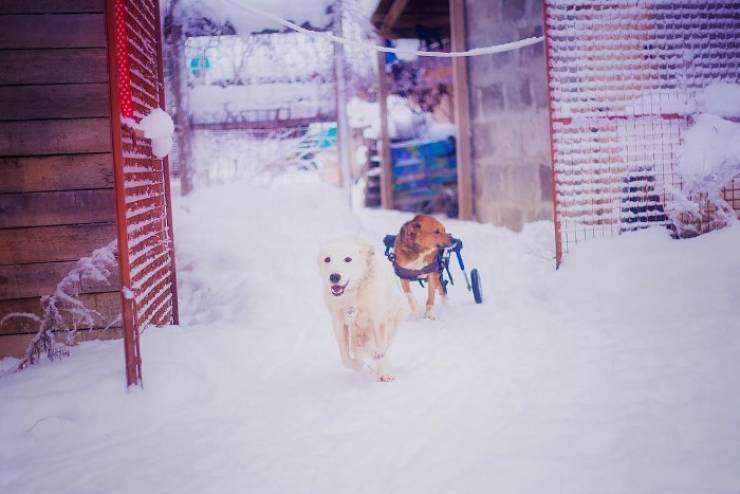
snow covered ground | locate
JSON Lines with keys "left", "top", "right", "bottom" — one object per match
{"left": 2, "top": 176, "right": 740, "bottom": 494}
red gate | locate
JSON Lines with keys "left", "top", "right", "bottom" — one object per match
{"left": 544, "top": 1, "right": 740, "bottom": 266}
{"left": 106, "top": 0, "right": 179, "bottom": 386}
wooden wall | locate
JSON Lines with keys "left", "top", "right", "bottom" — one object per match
{"left": 0, "top": 0, "right": 122, "bottom": 357}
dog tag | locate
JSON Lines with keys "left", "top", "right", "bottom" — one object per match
{"left": 343, "top": 306, "right": 358, "bottom": 324}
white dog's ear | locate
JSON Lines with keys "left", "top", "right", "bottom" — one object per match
{"left": 359, "top": 239, "right": 375, "bottom": 257}
{"left": 350, "top": 235, "right": 375, "bottom": 258}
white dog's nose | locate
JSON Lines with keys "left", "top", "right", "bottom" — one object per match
{"left": 329, "top": 273, "right": 341, "bottom": 283}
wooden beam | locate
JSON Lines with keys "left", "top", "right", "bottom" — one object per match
{"left": 377, "top": 48, "right": 393, "bottom": 210}
{"left": 333, "top": 0, "right": 353, "bottom": 204}
{"left": 449, "top": 0, "right": 473, "bottom": 220}
{"left": 379, "top": 0, "right": 410, "bottom": 35}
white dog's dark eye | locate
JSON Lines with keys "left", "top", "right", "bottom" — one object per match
{"left": 324, "top": 257, "right": 331, "bottom": 263}
{"left": 344, "top": 257, "right": 352, "bottom": 263}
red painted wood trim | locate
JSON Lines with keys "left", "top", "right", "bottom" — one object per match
{"left": 543, "top": 1, "right": 562, "bottom": 269}
{"left": 105, "top": 0, "right": 141, "bottom": 387}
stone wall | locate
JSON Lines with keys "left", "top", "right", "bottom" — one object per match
{"left": 464, "top": 0, "right": 552, "bottom": 231}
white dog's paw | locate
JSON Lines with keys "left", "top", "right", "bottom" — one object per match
{"left": 373, "top": 352, "right": 385, "bottom": 361}
{"left": 342, "top": 358, "right": 363, "bottom": 370}
{"left": 377, "top": 374, "right": 395, "bottom": 383}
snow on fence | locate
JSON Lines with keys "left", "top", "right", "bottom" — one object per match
{"left": 109, "top": 0, "right": 179, "bottom": 385}
{"left": 544, "top": 1, "right": 740, "bottom": 265}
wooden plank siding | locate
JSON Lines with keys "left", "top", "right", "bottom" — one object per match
{"left": 0, "top": 260, "right": 121, "bottom": 300}
{"left": 0, "top": 292, "right": 121, "bottom": 336}
{"left": 0, "top": 84, "right": 109, "bottom": 121}
{"left": 0, "top": 14, "right": 106, "bottom": 49}
{"left": 0, "top": 49, "right": 109, "bottom": 86}
{"left": 0, "top": 189, "right": 116, "bottom": 227}
{"left": 0, "top": 6, "right": 121, "bottom": 357}
{"left": 0, "top": 154, "right": 114, "bottom": 193}
{"left": 0, "top": 223, "right": 117, "bottom": 264}
{"left": 0, "top": 119, "right": 112, "bottom": 156}
{"left": 1, "top": 328, "right": 123, "bottom": 359}
{"left": 0, "top": 1, "right": 104, "bottom": 14}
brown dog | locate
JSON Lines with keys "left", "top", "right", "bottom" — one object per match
{"left": 392, "top": 214, "right": 452, "bottom": 319}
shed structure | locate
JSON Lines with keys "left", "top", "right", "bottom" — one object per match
{"left": 372, "top": 0, "right": 552, "bottom": 228}
{"left": 0, "top": 0, "right": 178, "bottom": 386}
{"left": 375, "top": 0, "right": 740, "bottom": 266}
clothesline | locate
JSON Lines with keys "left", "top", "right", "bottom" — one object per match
{"left": 223, "top": 0, "right": 544, "bottom": 58}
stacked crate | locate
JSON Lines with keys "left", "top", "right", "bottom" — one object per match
{"left": 366, "top": 137, "right": 458, "bottom": 214}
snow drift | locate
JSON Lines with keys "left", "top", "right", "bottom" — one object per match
{"left": 2, "top": 178, "right": 739, "bottom": 494}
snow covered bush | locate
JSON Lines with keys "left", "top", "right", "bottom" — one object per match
{"left": 1, "top": 241, "right": 119, "bottom": 371}
{"left": 669, "top": 83, "right": 740, "bottom": 236}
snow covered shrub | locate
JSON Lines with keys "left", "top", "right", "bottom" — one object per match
{"left": 1, "top": 241, "right": 119, "bottom": 371}
{"left": 669, "top": 83, "right": 740, "bottom": 237}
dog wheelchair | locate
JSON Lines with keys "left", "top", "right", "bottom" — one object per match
{"left": 382, "top": 235, "right": 483, "bottom": 304}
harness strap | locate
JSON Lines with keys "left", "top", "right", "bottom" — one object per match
{"left": 392, "top": 259, "right": 441, "bottom": 281}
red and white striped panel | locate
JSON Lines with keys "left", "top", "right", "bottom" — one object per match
{"left": 117, "top": 0, "right": 176, "bottom": 331}
{"left": 544, "top": 1, "right": 740, "bottom": 262}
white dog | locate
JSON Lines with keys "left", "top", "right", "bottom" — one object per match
{"left": 318, "top": 235, "right": 407, "bottom": 382}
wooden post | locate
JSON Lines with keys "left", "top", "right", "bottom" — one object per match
{"left": 334, "top": 1, "right": 353, "bottom": 204}
{"left": 377, "top": 48, "right": 393, "bottom": 210}
{"left": 167, "top": 18, "right": 193, "bottom": 196}
{"left": 380, "top": 0, "right": 410, "bottom": 34}
{"left": 154, "top": 0, "right": 181, "bottom": 323}
{"left": 449, "top": 0, "right": 473, "bottom": 220}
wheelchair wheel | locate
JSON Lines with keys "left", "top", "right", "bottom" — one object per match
{"left": 471, "top": 268, "right": 482, "bottom": 304}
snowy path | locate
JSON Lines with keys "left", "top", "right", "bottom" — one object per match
{"left": 2, "top": 178, "right": 740, "bottom": 494}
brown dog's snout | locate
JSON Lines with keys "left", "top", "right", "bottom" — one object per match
{"left": 329, "top": 273, "right": 341, "bottom": 283}
{"left": 438, "top": 233, "right": 453, "bottom": 248}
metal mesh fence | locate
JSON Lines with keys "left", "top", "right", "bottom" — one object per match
{"left": 544, "top": 1, "right": 740, "bottom": 264}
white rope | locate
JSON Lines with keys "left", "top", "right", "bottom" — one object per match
{"left": 223, "top": 0, "right": 544, "bottom": 58}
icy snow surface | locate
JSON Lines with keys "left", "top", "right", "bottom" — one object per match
{"left": 2, "top": 177, "right": 740, "bottom": 494}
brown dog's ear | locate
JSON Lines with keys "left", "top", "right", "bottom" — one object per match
{"left": 399, "top": 220, "right": 415, "bottom": 245}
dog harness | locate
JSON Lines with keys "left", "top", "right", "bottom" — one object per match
{"left": 391, "top": 258, "right": 441, "bottom": 281}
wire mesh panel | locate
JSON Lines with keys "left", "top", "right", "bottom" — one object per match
{"left": 544, "top": 1, "right": 740, "bottom": 265}
{"left": 108, "top": 0, "right": 179, "bottom": 386}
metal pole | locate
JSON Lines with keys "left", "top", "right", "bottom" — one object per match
{"left": 542, "top": 1, "right": 562, "bottom": 269}
{"left": 334, "top": 0, "right": 353, "bottom": 205}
